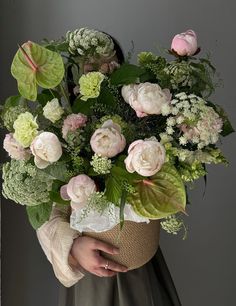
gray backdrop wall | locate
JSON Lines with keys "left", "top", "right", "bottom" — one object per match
{"left": 0, "top": 1, "right": 235, "bottom": 305}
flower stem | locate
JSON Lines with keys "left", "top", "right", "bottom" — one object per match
{"left": 59, "top": 83, "right": 72, "bottom": 113}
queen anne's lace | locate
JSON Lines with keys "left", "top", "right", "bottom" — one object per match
{"left": 2, "top": 160, "right": 53, "bottom": 206}
{"left": 66, "top": 28, "right": 115, "bottom": 58}
{"left": 164, "top": 93, "right": 223, "bottom": 149}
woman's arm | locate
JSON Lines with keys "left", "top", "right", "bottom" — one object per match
{"left": 36, "top": 203, "right": 85, "bottom": 287}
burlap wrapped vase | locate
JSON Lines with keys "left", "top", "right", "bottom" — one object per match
{"left": 83, "top": 219, "right": 160, "bottom": 270}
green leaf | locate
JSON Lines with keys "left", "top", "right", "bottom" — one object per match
{"left": 129, "top": 162, "right": 186, "bottom": 219}
{"left": 49, "top": 190, "right": 70, "bottom": 206}
{"left": 26, "top": 202, "right": 52, "bottom": 230}
{"left": 44, "top": 41, "right": 69, "bottom": 52}
{"left": 199, "top": 57, "right": 216, "bottom": 73}
{"left": 4, "top": 95, "right": 21, "bottom": 108}
{"left": 207, "top": 101, "right": 234, "bottom": 136}
{"left": 105, "top": 170, "right": 122, "bottom": 205}
{"left": 105, "top": 164, "right": 142, "bottom": 205}
{"left": 98, "top": 86, "right": 117, "bottom": 109}
{"left": 119, "top": 189, "right": 127, "bottom": 230}
{"left": 110, "top": 64, "right": 146, "bottom": 85}
{"left": 72, "top": 97, "right": 95, "bottom": 115}
{"left": 40, "top": 162, "right": 68, "bottom": 182}
{"left": 11, "top": 41, "right": 65, "bottom": 101}
{"left": 37, "top": 89, "right": 59, "bottom": 107}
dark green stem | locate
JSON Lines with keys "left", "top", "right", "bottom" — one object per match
{"left": 59, "top": 83, "right": 72, "bottom": 113}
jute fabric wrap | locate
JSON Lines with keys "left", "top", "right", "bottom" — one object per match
{"left": 83, "top": 219, "right": 160, "bottom": 270}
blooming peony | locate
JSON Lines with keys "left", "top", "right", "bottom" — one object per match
{"left": 171, "top": 30, "right": 198, "bottom": 56}
{"left": 90, "top": 120, "right": 126, "bottom": 157}
{"left": 3, "top": 133, "right": 31, "bottom": 160}
{"left": 61, "top": 174, "right": 97, "bottom": 210}
{"left": 125, "top": 138, "right": 166, "bottom": 176}
{"left": 43, "top": 98, "right": 64, "bottom": 123}
{"left": 13, "top": 112, "right": 38, "bottom": 148}
{"left": 30, "top": 132, "right": 62, "bottom": 169}
{"left": 122, "top": 82, "right": 171, "bottom": 117}
{"left": 79, "top": 71, "right": 105, "bottom": 101}
{"left": 62, "top": 113, "right": 87, "bottom": 139}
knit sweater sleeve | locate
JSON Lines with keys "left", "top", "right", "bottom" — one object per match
{"left": 36, "top": 204, "right": 85, "bottom": 287}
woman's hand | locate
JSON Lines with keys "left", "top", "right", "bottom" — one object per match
{"left": 70, "top": 236, "right": 128, "bottom": 277}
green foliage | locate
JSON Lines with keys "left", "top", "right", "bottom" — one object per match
{"left": 72, "top": 97, "right": 95, "bottom": 115}
{"left": 189, "top": 60, "right": 215, "bottom": 97}
{"left": 105, "top": 162, "right": 142, "bottom": 205}
{"left": 97, "top": 85, "right": 117, "bottom": 110}
{"left": 40, "top": 161, "right": 69, "bottom": 183}
{"left": 177, "top": 161, "right": 207, "bottom": 182}
{"left": 41, "top": 161, "right": 67, "bottom": 183}
{"left": 41, "top": 38, "right": 69, "bottom": 53}
{"left": 129, "top": 162, "right": 186, "bottom": 219}
{"left": 26, "top": 202, "right": 52, "bottom": 230}
{"left": 36, "top": 89, "right": 59, "bottom": 107}
{"left": 138, "top": 54, "right": 170, "bottom": 87}
{"left": 110, "top": 64, "right": 147, "bottom": 85}
{"left": 207, "top": 102, "right": 234, "bottom": 136}
{"left": 4, "top": 95, "right": 21, "bottom": 108}
{"left": 11, "top": 41, "right": 65, "bottom": 101}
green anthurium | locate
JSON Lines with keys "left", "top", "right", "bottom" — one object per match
{"left": 128, "top": 162, "right": 187, "bottom": 219}
{"left": 11, "top": 41, "right": 65, "bottom": 101}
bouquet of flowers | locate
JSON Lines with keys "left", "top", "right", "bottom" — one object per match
{"left": 1, "top": 28, "right": 234, "bottom": 267}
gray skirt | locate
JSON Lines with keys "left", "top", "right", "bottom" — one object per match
{"left": 58, "top": 246, "right": 182, "bottom": 306}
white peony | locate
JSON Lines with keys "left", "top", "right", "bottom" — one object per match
{"left": 30, "top": 132, "right": 62, "bottom": 169}
{"left": 66, "top": 174, "right": 97, "bottom": 210}
{"left": 90, "top": 120, "right": 126, "bottom": 158}
{"left": 125, "top": 138, "right": 166, "bottom": 176}
{"left": 122, "top": 82, "right": 171, "bottom": 117}
{"left": 43, "top": 98, "right": 64, "bottom": 123}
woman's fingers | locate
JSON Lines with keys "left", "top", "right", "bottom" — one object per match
{"left": 95, "top": 268, "right": 118, "bottom": 277}
{"left": 92, "top": 239, "right": 119, "bottom": 255}
{"left": 100, "top": 258, "right": 128, "bottom": 272}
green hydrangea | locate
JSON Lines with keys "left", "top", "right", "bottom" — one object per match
{"left": 2, "top": 160, "right": 54, "bottom": 206}
{"left": 13, "top": 112, "right": 38, "bottom": 148}
{"left": 90, "top": 154, "right": 112, "bottom": 174}
{"left": 2, "top": 105, "right": 28, "bottom": 132}
{"left": 79, "top": 72, "right": 105, "bottom": 101}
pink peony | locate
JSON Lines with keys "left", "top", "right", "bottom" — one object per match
{"left": 62, "top": 113, "right": 87, "bottom": 139}
{"left": 171, "top": 30, "right": 198, "bottom": 56}
{"left": 30, "top": 132, "right": 62, "bottom": 169}
{"left": 122, "top": 83, "right": 171, "bottom": 117}
{"left": 125, "top": 138, "right": 166, "bottom": 176}
{"left": 90, "top": 120, "right": 126, "bottom": 158}
{"left": 3, "top": 133, "right": 31, "bottom": 160}
{"left": 62, "top": 174, "right": 97, "bottom": 211}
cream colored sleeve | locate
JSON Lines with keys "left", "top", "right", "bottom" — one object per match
{"left": 36, "top": 204, "right": 85, "bottom": 287}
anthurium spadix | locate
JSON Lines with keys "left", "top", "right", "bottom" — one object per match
{"left": 128, "top": 162, "right": 187, "bottom": 219}
{"left": 11, "top": 41, "right": 65, "bottom": 101}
